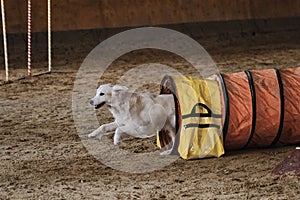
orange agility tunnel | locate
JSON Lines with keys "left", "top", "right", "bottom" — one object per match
{"left": 218, "top": 67, "right": 300, "bottom": 150}
{"left": 158, "top": 67, "right": 300, "bottom": 159}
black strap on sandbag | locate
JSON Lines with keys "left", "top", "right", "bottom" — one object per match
{"left": 216, "top": 72, "right": 229, "bottom": 142}
{"left": 243, "top": 70, "right": 257, "bottom": 149}
{"left": 270, "top": 68, "right": 285, "bottom": 147}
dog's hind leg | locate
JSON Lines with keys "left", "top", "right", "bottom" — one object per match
{"left": 149, "top": 104, "right": 168, "bottom": 132}
{"left": 88, "top": 122, "right": 118, "bottom": 138}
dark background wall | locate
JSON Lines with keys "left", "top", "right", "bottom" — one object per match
{"left": 1, "top": 0, "right": 300, "bottom": 33}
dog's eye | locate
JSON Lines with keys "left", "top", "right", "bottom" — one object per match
{"left": 99, "top": 93, "right": 105, "bottom": 96}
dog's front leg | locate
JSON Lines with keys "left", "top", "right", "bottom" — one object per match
{"left": 88, "top": 122, "right": 118, "bottom": 138}
{"left": 113, "top": 126, "right": 141, "bottom": 144}
{"left": 113, "top": 127, "right": 125, "bottom": 145}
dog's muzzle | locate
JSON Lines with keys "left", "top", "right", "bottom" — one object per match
{"left": 89, "top": 99, "right": 94, "bottom": 106}
{"left": 90, "top": 99, "right": 105, "bottom": 109}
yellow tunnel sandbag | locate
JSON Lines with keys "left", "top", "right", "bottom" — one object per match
{"left": 158, "top": 67, "right": 300, "bottom": 159}
{"left": 159, "top": 75, "right": 224, "bottom": 159}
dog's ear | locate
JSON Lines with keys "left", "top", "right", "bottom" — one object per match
{"left": 112, "top": 85, "right": 128, "bottom": 92}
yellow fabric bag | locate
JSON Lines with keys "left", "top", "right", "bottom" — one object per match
{"left": 158, "top": 75, "right": 224, "bottom": 159}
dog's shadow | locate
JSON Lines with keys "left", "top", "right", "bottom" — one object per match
{"left": 104, "top": 134, "right": 159, "bottom": 153}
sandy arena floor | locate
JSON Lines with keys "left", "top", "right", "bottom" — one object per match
{"left": 0, "top": 29, "right": 300, "bottom": 199}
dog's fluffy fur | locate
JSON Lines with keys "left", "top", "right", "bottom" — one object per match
{"left": 89, "top": 84, "right": 175, "bottom": 154}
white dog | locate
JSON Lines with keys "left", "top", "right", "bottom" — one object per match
{"left": 88, "top": 84, "right": 176, "bottom": 154}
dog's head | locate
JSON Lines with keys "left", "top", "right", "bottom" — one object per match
{"left": 89, "top": 84, "right": 128, "bottom": 109}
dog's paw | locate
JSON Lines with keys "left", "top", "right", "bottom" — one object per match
{"left": 88, "top": 132, "right": 98, "bottom": 138}
{"left": 113, "top": 139, "right": 119, "bottom": 145}
{"left": 160, "top": 149, "right": 172, "bottom": 156}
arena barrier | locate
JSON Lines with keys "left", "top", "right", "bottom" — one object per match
{"left": 157, "top": 67, "right": 300, "bottom": 159}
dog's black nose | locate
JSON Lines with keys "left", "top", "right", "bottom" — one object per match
{"left": 89, "top": 99, "right": 94, "bottom": 105}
